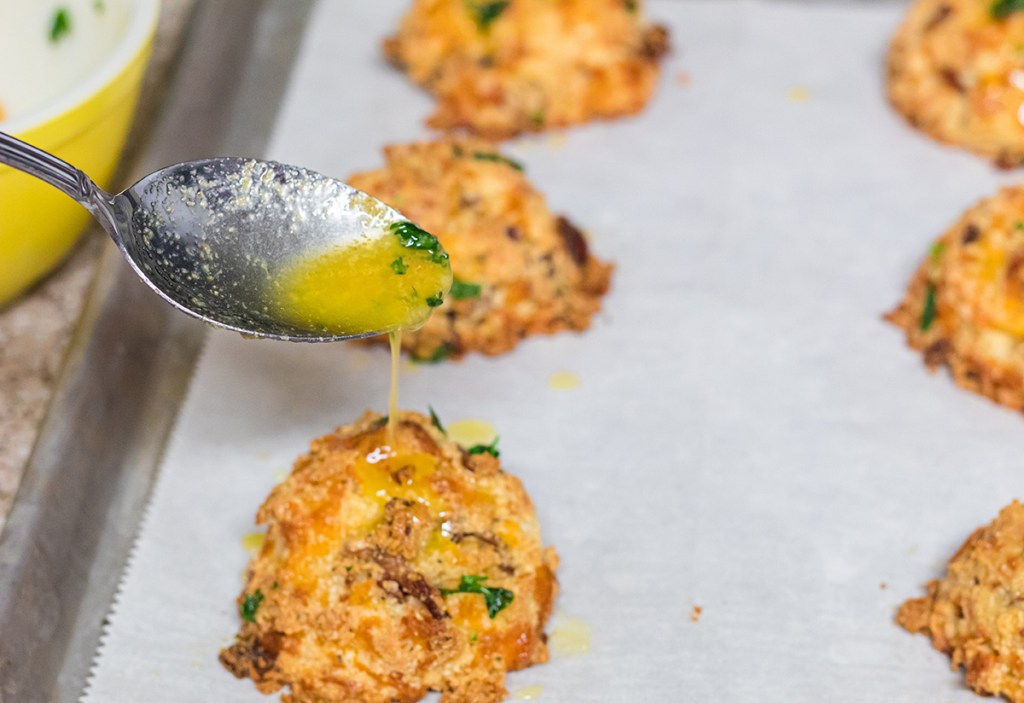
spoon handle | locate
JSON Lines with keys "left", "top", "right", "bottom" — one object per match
{"left": 0, "top": 131, "right": 96, "bottom": 198}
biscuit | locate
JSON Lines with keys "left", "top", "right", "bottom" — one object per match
{"left": 220, "top": 410, "right": 559, "bottom": 703}
{"left": 384, "top": 0, "right": 669, "bottom": 139}
{"left": 886, "top": 186, "right": 1024, "bottom": 412}
{"left": 348, "top": 138, "right": 613, "bottom": 362}
{"left": 887, "top": 0, "right": 1024, "bottom": 167}
{"left": 898, "top": 501, "right": 1024, "bottom": 702}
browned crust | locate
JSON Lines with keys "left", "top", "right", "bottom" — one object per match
{"left": 897, "top": 501, "right": 1024, "bottom": 702}
{"left": 348, "top": 138, "right": 613, "bottom": 362}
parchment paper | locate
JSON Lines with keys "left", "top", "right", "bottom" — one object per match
{"left": 83, "top": 1, "right": 1024, "bottom": 700}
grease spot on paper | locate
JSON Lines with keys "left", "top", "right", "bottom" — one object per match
{"left": 549, "top": 615, "right": 592, "bottom": 657}
{"left": 548, "top": 371, "right": 581, "bottom": 390}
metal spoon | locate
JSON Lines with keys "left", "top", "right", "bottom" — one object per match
{"left": 0, "top": 130, "right": 409, "bottom": 342}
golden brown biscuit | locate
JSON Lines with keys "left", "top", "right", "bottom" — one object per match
{"left": 348, "top": 138, "right": 613, "bottom": 362}
{"left": 384, "top": 0, "right": 670, "bottom": 139}
{"left": 887, "top": 0, "right": 1024, "bottom": 167}
{"left": 898, "top": 501, "right": 1024, "bottom": 702}
{"left": 886, "top": 186, "right": 1024, "bottom": 412}
{"left": 220, "top": 410, "right": 559, "bottom": 703}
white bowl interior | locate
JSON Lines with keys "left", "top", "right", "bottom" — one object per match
{"left": 0, "top": 0, "right": 158, "bottom": 134}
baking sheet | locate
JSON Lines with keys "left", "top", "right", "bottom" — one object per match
{"left": 83, "top": 1, "right": 1024, "bottom": 700}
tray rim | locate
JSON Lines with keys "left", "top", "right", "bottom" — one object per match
{"left": 0, "top": 2, "right": 315, "bottom": 701}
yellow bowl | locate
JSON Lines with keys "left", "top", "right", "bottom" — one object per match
{"left": 0, "top": 0, "right": 160, "bottom": 306}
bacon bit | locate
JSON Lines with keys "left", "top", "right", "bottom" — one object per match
{"left": 939, "top": 67, "right": 965, "bottom": 93}
{"left": 556, "top": 216, "right": 589, "bottom": 266}
{"left": 689, "top": 605, "right": 702, "bottom": 623}
{"left": 640, "top": 24, "right": 670, "bottom": 60}
{"left": 1006, "top": 249, "right": 1024, "bottom": 297}
{"left": 925, "top": 4, "right": 952, "bottom": 31}
{"left": 923, "top": 338, "right": 952, "bottom": 369}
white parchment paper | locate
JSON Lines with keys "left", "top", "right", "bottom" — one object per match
{"left": 84, "top": 1, "right": 1024, "bottom": 700}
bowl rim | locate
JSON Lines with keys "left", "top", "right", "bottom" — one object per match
{"left": 0, "top": 0, "right": 161, "bottom": 137}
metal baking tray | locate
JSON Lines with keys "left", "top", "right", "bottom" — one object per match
{"left": 0, "top": 2, "right": 314, "bottom": 701}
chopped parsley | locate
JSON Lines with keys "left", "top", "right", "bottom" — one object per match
{"left": 450, "top": 278, "right": 483, "bottom": 300}
{"left": 391, "top": 256, "right": 407, "bottom": 275}
{"left": 920, "top": 282, "right": 938, "bottom": 332}
{"left": 468, "top": 436, "right": 500, "bottom": 458}
{"left": 467, "top": 0, "right": 509, "bottom": 31}
{"left": 624, "top": 0, "right": 638, "bottom": 12}
{"left": 412, "top": 345, "right": 454, "bottom": 364}
{"left": 992, "top": 0, "right": 1024, "bottom": 18}
{"left": 240, "top": 589, "right": 265, "bottom": 623}
{"left": 49, "top": 8, "right": 71, "bottom": 43}
{"left": 529, "top": 110, "right": 545, "bottom": 127}
{"left": 472, "top": 151, "right": 524, "bottom": 171}
{"left": 1016, "top": 221, "right": 1024, "bottom": 231}
{"left": 429, "top": 405, "right": 447, "bottom": 434}
{"left": 440, "top": 575, "right": 514, "bottom": 618}
{"left": 426, "top": 292, "right": 445, "bottom": 307}
{"left": 929, "top": 241, "right": 946, "bottom": 265}
{"left": 390, "top": 221, "right": 449, "bottom": 265}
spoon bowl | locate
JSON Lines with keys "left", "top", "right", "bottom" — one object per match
{"left": 0, "top": 131, "right": 417, "bottom": 341}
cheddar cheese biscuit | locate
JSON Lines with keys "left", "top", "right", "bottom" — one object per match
{"left": 888, "top": 0, "right": 1024, "bottom": 166}
{"left": 886, "top": 186, "right": 1024, "bottom": 412}
{"left": 384, "top": 0, "right": 669, "bottom": 139}
{"left": 348, "top": 139, "right": 612, "bottom": 362}
{"left": 898, "top": 501, "right": 1024, "bottom": 702}
{"left": 220, "top": 410, "right": 559, "bottom": 703}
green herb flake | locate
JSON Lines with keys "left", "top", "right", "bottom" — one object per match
{"left": 93, "top": 0, "right": 105, "bottom": 12}
{"left": 429, "top": 405, "right": 447, "bottom": 434}
{"left": 390, "top": 221, "right": 449, "bottom": 265}
{"left": 470, "top": 633, "right": 478, "bottom": 642}
{"left": 412, "top": 345, "right": 454, "bottom": 364}
{"left": 1016, "top": 221, "right": 1024, "bottom": 231}
{"left": 271, "top": 580, "right": 279, "bottom": 590}
{"left": 391, "top": 257, "right": 408, "bottom": 275}
{"left": 49, "top": 8, "right": 71, "bottom": 43}
{"left": 240, "top": 589, "right": 265, "bottom": 623}
{"left": 920, "top": 282, "right": 938, "bottom": 332}
{"left": 992, "top": 0, "right": 1024, "bottom": 19}
{"left": 345, "top": 565, "right": 353, "bottom": 572}
{"left": 472, "top": 151, "right": 524, "bottom": 171}
{"left": 467, "top": 436, "right": 500, "bottom": 458}
{"left": 467, "top": 0, "right": 509, "bottom": 31}
{"left": 450, "top": 278, "right": 483, "bottom": 300}
{"left": 929, "top": 242, "right": 947, "bottom": 265}
{"left": 440, "top": 575, "right": 514, "bottom": 618}
{"left": 426, "top": 292, "right": 445, "bottom": 308}
{"left": 624, "top": 0, "right": 638, "bottom": 12}
{"left": 529, "top": 110, "right": 545, "bottom": 127}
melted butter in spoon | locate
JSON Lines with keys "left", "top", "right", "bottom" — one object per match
{"left": 273, "top": 221, "right": 452, "bottom": 338}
